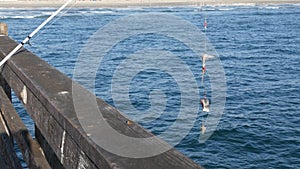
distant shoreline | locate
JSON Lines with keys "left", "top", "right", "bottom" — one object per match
{"left": 0, "top": 0, "right": 299, "bottom": 8}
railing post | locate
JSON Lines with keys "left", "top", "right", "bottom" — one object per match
{"left": 0, "top": 23, "right": 8, "bottom": 36}
{"left": 0, "top": 22, "right": 11, "bottom": 101}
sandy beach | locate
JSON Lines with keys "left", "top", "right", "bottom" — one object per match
{"left": 0, "top": 0, "right": 299, "bottom": 8}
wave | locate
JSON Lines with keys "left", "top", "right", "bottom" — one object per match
{"left": 259, "top": 6, "right": 281, "bottom": 9}
{"left": 90, "top": 10, "right": 115, "bottom": 14}
{"left": 66, "top": 10, "right": 117, "bottom": 16}
{"left": 0, "top": 11, "right": 119, "bottom": 19}
{"left": 115, "top": 7, "right": 144, "bottom": 11}
{"left": 231, "top": 3, "right": 256, "bottom": 6}
{"left": 192, "top": 4, "right": 295, "bottom": 12}
{"left": 265, "top": 6, "right": 280, "bottom": 9}
{"left": 218, "top": 8, "right": 235, "bottom": 11}
{"left": 194, "top": 6, "right": 244, "bottom": 11}
{"left": 0, "top": 10, "right": 51, "bottom": 19}
{"left": 1, "top": 15, "right": 38, "bottom": 19}
{"left": 41, "top": 11, "right": 52, "bottom": 15}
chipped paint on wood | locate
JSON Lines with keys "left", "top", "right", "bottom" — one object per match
{"left": 60, "top": 130, "right": 66, "bottom": 164}
{"left": 20, "top": 86, "right": 27, "bottom": 104}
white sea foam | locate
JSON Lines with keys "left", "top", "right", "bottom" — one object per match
{"left": 14, "top": 15, "right": 36, "bottom": 18}
{"left": 231, "top": 3, "right": 256, "bottom": 6}
{"left": 264, "top": 6, "right": 280, "bottom": 9}
{"left": 92, "top": 10, "right": 115, "bottom": 14}
{"left": 1, "top": 15, "right": 37, "bottom": 19}
{"left": 116, "top": 7, "right": 144, "bottom": 11}
{"left": 218, "top": 7, "right": 235, "bottom": 11}
{"left": 41, "top": 11, "right": 52, "bottom": 15}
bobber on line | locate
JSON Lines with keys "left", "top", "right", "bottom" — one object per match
{"left": 200, "top": 124, "right": 206, "bottom": 135}
{"left": 200, "top": 95, "right": 210, "bottom": 113}
{"left": 200, "top": 53, "right": 214, "bottom": 113}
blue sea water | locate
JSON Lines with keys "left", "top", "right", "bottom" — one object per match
{"left": 1, "top": 4, "right": 300, "bottom": 168}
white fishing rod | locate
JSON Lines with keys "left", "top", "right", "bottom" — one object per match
{"left": 0, "top": 0, "right": 73, "bottom": 67}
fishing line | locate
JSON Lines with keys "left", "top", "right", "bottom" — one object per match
{"left": 31, "top": 2, "right": 77, "bottom": 43}
{"left": 200, "top": 15, "right": 210, "bottom": 134}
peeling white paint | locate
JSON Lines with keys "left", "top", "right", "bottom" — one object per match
{"left": 58, "top": 91, "right": 69, "bottom": 95}
{"left": 60, "top": 130, "right": 66, "bottom": 164}
{"left": 0, "top": 113, "right": 10, "bottom": 136}
{"left": 78, "top": 151, "right": 89, "bottom": 169}
{"left": 39, "top": 147, "right": 46, "bottom": 157}
{"left": 20, "top": 86, "right": 27, "bottom": 104}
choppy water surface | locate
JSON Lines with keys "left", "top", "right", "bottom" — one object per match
{"left": 1, "top": 4, "right": 299, "bottom": 168}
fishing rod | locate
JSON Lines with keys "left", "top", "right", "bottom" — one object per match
{"left": 0, "top": 0, "right": 73, "bottom": 67}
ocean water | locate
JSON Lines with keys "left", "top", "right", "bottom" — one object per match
{"left": 1, "top": 4, "right": 300, "bottom": 168}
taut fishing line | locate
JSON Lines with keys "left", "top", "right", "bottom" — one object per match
{"left": 31, "top": 2, "right": 77, "bottom": 43}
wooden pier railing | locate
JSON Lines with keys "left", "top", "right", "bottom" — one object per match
{"left": 0, "top": 23, "right": 204, "bottom": 169}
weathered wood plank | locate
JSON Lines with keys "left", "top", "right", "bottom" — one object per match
{"left": 0, "top": 21, "right": 10, "bottom": 99}
{"left": 0, "top": 74, "right": 11, "bottom": 100}
{"left": 0, "top": 35, "right": 204, "bottom": 169}
{"left": 0, "top": 86, "right": 51, "bottom": 169}
{"left": 35, "top": 126, "right": 64, "bottom": 169}
{"left": 0, "top": 111, "right": 23, "bottom": 169}
{"left": 2, "top": 64, "right": 103, "bottom": 169}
